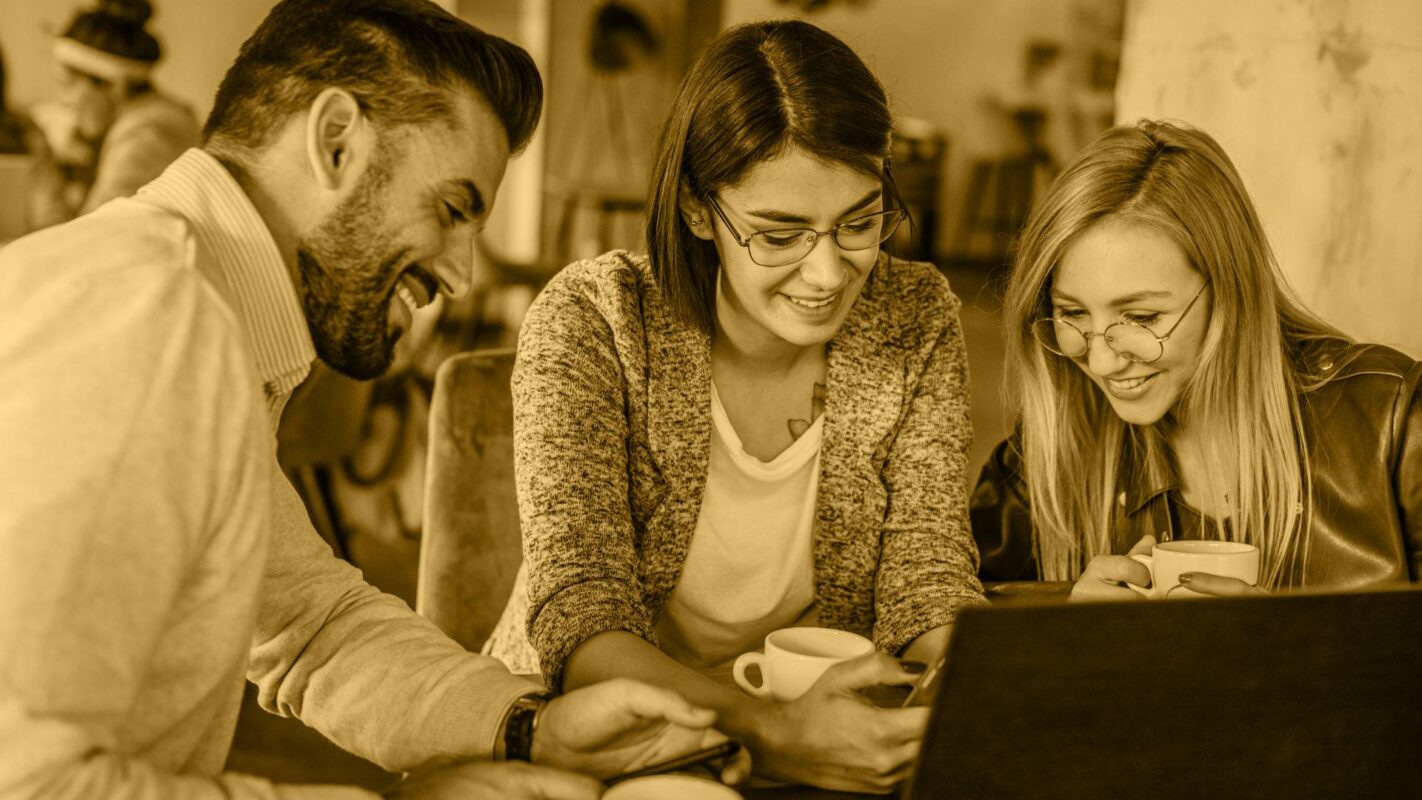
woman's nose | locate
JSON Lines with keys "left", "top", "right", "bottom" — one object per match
{"left": 796, "top": 235, "right": 847, "bottom": 291}
{"left": 1084, "top": 333, "right": 1129, "bottom": 376}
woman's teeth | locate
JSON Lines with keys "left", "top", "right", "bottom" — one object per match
{"left": 1109, "top": 374, "right": 1154, "bottom": 390}
{"left": 787, "top": 294, "right": 836, "bottom": 309}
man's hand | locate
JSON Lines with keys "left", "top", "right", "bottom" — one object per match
{"left": 387, "top": 760, "right": 601, "bottom": 800}
{"left": 533, "top": 678, "right": 750, "bottom": 783}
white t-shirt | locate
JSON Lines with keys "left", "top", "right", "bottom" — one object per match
{"left": 655, "top": 382, "right": 822, "bottom": 681}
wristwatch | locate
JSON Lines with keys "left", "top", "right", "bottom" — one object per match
{"left": 501, "top": 692, "right": 551, "bottom": 762}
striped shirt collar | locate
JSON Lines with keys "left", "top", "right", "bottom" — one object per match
{"left": 138, "top": 148, "right": 316, "bottom": 403}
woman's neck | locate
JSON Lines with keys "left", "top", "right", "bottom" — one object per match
{"left": 711, "top": 274, "right": 820, "bottom": 375}
{"left": 711, "top": 324, "right": 820, "bottom": 376}
{"left": 1168, "top": 418, "right": 1235, "bottom": 519}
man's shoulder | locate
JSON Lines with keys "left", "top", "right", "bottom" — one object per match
{"left": 1, "top": 200, "right": 245, "bottom": 362}
{"left": 2, "top": 198, "right": 193, "bottom": 275}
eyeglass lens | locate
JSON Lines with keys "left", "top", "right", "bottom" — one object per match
{"left": 748, "top": 211, "right": 901, "bottom": 266}
{"left": 1031, "top": 319, "right": 1163, "bottom": 363}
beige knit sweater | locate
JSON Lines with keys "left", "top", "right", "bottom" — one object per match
{"left": 513, "top": 250, "right": 987, "bottom": 690}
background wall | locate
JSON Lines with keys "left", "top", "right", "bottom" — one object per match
{"left": 533, "top": 0, "right": 712, "bottom": 264}
{"left": 1116, "top": 0, "right": 1422, "bottom": 355}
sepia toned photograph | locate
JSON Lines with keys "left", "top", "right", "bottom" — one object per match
{"left": 1, "top": 1, "right": 1419, "bottom": 797}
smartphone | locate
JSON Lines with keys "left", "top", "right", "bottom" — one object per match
{"left": 901, "top": 655, "right": 945, "bottom": 708}
{"left": 603, "top": 740, "right": 742, "bottom": 786}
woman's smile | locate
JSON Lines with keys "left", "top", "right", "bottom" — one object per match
{"left": 1101, "top": 371, "right": 1160, "bottom": 400}
{"left": 707, "top": 146, "right": 881, "bottom": 355}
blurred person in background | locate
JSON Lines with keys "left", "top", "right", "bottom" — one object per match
{"left": 0, "top": 43, "right": 67, "bottom": 233}
{"left": 30, "top": 0, "right": 197, "bottom": 218}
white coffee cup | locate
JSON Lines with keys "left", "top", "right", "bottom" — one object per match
{"left": 732, "top": 627, "right": 874, "bottom": 701}
{"left": 603, "top": 774, "right": 742, "bottom": 800}
{"left": 1129, "top": 540, "right": 1260, "bottom": 599}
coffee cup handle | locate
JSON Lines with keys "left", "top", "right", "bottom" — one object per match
{"left": 1127, "top": 553, "right": 1153, "bottom": 597}
{"left": 732, "top": 652, "right": 772, "bottom": 699}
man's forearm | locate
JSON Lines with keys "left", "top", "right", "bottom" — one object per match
{"left": 563, "top": 631, "right": 774, "bottom": 753}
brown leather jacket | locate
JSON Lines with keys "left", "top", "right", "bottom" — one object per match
{"left": 972, "top": 343, "right": 1422, "bottom": 587}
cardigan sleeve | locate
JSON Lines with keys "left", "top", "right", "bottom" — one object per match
{"left": 871, "top": 273, "right": 987, "bottom": 654}
{"left": 512, "top": 268, "right": 656, "bottom": 691}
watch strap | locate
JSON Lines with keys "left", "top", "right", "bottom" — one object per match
{"left": 502, "top": 692, "right": 551, "bottom": 762}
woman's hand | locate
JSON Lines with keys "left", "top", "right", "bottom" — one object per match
{"left": 1177, "top": 571, "right": 1268, "bottom": 597}
{"left": 753, "top": 652, "right": 928, "bottom": 794}
{"left": 534, "top": 678, "right": 751, "bottom": 784}
{"left": 1069, "top": 535, "right": 1156, "bottom": 602}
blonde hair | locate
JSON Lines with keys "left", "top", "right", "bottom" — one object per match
{"left": 1003, "top": 120, "right": 1350, "bottom": 586}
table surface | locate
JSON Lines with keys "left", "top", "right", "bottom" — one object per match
{"left": 741, "top": 786, "right": 876, "bottom": 799}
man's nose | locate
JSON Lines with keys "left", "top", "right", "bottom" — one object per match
{"left": 432, "top": 225, "right": 475, "bottom": 302}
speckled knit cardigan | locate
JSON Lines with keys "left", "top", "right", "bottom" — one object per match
{"left": 513, "top": 250, "right": 987, "bottom": 691}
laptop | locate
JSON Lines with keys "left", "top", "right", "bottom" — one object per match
{"left": 905, "top": 587, "right": 1422, "bottom": 800}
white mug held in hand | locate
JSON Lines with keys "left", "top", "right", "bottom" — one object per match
{"left": 732, "top": 627, "right": 874, "bottom": 701}
{"left": 1129, "top": 540, "right": 1260, "bottom": 599}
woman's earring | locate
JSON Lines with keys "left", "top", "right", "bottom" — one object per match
{"left": 689, "top": 218, "right": 703, "bottom": 227}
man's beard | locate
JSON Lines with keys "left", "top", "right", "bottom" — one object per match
{"left": 295, "top": 160, "right": 409, "bottom": 381}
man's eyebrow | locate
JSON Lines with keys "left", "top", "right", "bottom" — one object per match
{"left": 450, "top": 179, "right": 487, "bottom": 217}
{"left": 745, "top": 188, "right": 883, "bottom": 225}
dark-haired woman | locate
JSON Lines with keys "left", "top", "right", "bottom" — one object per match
{"left": 500, "top": 19, "right": 984, "bottom": 792}
{"left": 33, "top": 0, "right": 197, "bottom": 217}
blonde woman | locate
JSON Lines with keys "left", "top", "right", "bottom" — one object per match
{"left": 973, "top": 119, "right": 1421, "bottom": 599}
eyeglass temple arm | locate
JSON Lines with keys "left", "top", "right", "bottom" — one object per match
{"left": 702, "top": 194, "right": 750, "bottom": 246}
{"left": 1155, "top": 280, "right": 1210, "bottom": 342}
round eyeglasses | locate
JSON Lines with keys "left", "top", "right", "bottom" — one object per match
{"left": 1030, "top": 280, "right": 1210, "bottom": 364}
{"left": 704, "top": 193, "right": 904, "bottom": 268}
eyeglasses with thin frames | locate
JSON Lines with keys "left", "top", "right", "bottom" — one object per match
{"left": 1031, "top": 279, "right": 1210, "bottom": 364}
{"left": 703, "top": 193, "right": 904, "bottom": 268}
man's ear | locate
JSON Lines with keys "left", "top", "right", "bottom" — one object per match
{"left": 678, "top": 183, "right": 715, "bottom": 241}
{"left": 305, "top": 87, "right": 369, "bottom": 192}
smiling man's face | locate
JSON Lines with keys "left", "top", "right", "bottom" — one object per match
{"left": 297, "top": 91, "right": 508, "bottom": 380}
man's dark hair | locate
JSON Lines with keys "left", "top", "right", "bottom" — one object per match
{"left": 203, "top": 0, "right": 542, "bottom": 155}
